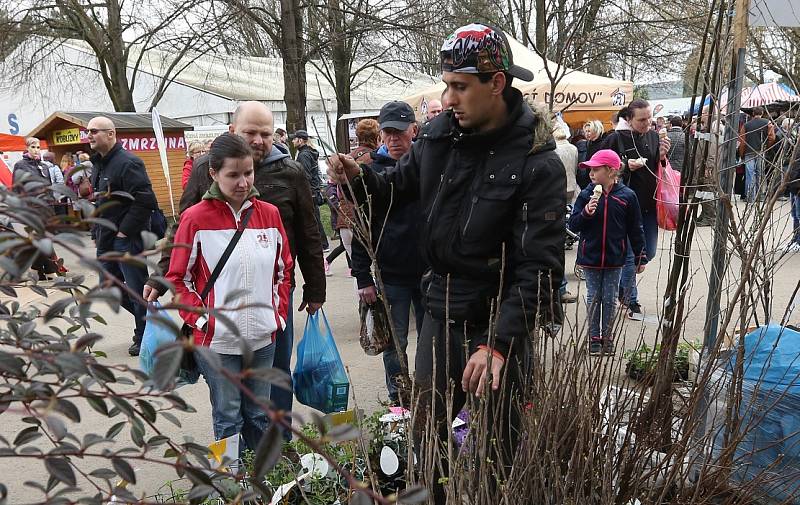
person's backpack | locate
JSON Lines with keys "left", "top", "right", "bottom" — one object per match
{"left": 150, "top": 208, "right": 168, "bottom": 239}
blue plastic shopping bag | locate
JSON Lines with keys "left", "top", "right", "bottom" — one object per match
{"left": 139, "top": 303, "right": 178, "bottom": 376}
{"left": 293, "top": 310, "right": 349, "bottom": 413}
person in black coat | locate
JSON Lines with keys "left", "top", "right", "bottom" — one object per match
{"left": 88, "top": 116, "right": 158, "bottom": 356}
{"left": 292, "top": 130, "right": 329, "bottom": 251}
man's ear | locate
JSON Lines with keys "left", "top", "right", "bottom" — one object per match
{"left": 491, "top": 72, "right": 507, "bottom": 96}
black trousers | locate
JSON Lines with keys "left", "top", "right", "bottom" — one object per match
{"left": 413, "top": 311, "right": 528, "bottom": 504}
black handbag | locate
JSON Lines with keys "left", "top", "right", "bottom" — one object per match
{"left": 179, "top": 207, "right": 254, "bottom": 384}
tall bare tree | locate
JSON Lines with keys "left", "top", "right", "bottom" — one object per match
{"left": 0, "top": 0, "right": 219, "bottom": 112}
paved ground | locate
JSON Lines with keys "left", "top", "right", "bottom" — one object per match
{"left": 1, "top": 198, "right": 799, "bottom": 502}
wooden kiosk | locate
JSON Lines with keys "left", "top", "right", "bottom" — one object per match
{"left": 27, "top": 112, "right": 193, "bottom": 216}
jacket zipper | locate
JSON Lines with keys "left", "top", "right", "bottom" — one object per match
{"left": 427, "top": 173, "right": 446, "bottom": 223}
{"left": 463, "top": 196, "right": 479, "bottom": 235}
{"left": 601, "top": 195, "right": 608, "bottom": 268}
{"left": 521, "top": 202, "right": 529, "bottom": 256}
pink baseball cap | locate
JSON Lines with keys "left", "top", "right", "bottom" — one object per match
{"left": 579, "top": 149, "right": 621, "bottom": 170}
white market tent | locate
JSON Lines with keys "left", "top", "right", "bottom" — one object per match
{"left": 404, "top": 32, "right": 633, "bottom": 127}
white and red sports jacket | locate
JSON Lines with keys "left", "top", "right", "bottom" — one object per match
{"left": 167, "top": 192, "right": 294, "bottom": 354}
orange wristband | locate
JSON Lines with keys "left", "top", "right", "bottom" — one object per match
{"left": 477, "top": 345, "right": 505, "bottom": 362}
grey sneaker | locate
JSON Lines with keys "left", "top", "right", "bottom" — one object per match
{"left": 589, "top": 341, "right": 603, "bottom": 355}
{"left": 627, "top": 303, "right": 644, "bottom": 321}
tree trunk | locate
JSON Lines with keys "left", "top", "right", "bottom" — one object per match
{"left": 100, "top": 0, "right": 136, "bottom": 111}
{"left": 329, "top": 0, "right": 351, "bottom": 151}
{"left": 535, "top": 0, "right": 546, "bottom": 54}
{"left": 281, "top": 0, "right": 306, "bottom": 132}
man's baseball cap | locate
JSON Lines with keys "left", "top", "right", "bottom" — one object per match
{"left": 579, "top": 149, "right": 622, "bottom": 170}
{"left": 378, "top": 101, "right": 416, "bottom": 131}
{"left": 440, "top": 23, "right": 534, "bottom": 82}
{"left": 291, "top": 130, "right": 309, "bottom": 140}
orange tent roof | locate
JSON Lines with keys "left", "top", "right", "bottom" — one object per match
{"left": 0, "top": 133, "right": 48, "bottom": 152}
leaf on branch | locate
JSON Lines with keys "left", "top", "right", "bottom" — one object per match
{"left": 45, "top": 457, "right": 76, "bottom": 487}
{"left": 141, "top": 230, "right": 158, "bottom": 251}
{"left": 183, "top": 466, "right": 213, "bottom": 486}
{"left": 247, "top": 367, "right": 291, "bottom": 391}
{"left": 350, "top": 490, "right": 374, "bottom": 505}
{"left": 224, "top": 288, "right": 249, "bottom": 304}
{"left": 152, "top": 343, "right": 183, "bottom": 390}
{"left": 44, "top": 297, "right": 74, "bottom": 322}
{"left": 0, "top": 351, "right": 25, "bottom": 377}
{"left": 187, "top": 484, "right": 215, "bottom": 501}
{"left": 111, "top": 457, "right": 136, "bottom": 485}
{"left": 397, "top": 486, "right": 429, "bottom": 504}
{"left": 88, "top": 468, "right": 116, "bottom": 480}
{"left": 326, "top": 423, "right": 360, "bottom": 442}
{"left": 105, "top": 421, "right": 127, "bottom": 440}
{"left": 44, "top": 415, "right": 67, "bottom": 442}
{"left": 14, "top": 426, "right": 42, "bottom": 446}
{"left": 74, "top": 333, "right": 103, "bottom": 351}
{"left": 56, "top": 399, "right": 81, "bottom": 422}
{"left": 252, "top": 424, "right": 283, "bottom": 479}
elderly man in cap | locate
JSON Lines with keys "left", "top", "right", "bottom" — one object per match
{"left": 350, "top": 101, "right": 426, "bottom": 405}
{"left": 293, "top": 129, "right": 329, "bottom": 251}
{"left": 329, "top": 23, "right": 565, "bottom": 501}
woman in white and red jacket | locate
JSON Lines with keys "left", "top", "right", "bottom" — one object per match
{"left": 167, "top": 133, "right": 293, "bottom": 451}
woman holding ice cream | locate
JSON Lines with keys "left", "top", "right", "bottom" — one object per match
{"left": 568, "top": 149, "right": 647, "bottom": 355}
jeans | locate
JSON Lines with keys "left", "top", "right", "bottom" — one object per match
{"left": 584, "top": 268, "right": 623, "bottom": 340}
{"left": 620, "top": 210, "right": 658, "bottom": 305}
{"left": 382, "top": 283, "right": 424, "bottom": 401}
{"left": 744, "top": 154, "right": 761, "bottom": 202}
{"left": 97, "top": 236, "right": 148, "bottom": 343}
{"left": 272, "top": 288, "right": 294, "bottom": 441}
{"left": 196, "top": 343, "right": 275, "bottom": 452}
{"left": 792, "top": 194, "right": 800, "bottom": 245}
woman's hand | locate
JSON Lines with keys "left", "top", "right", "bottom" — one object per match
{"left": 585, "top": 197, "right": 598, "bottom": 215}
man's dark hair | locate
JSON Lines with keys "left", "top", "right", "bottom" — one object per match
{"left": 670, "top": 115, "right": 683, "bottom": 127}
{"left": 209, "top": 132, "right": 253, "bottom": 171}
{"left": 752, "top": 106, "right": 764, "bottom": 117}
{"left": 275, "top": 128, "right": 286, "bottom": 136}
{"left": 476, "top": 72, "right": 514, "bottom": 91}
{"left": 628, "top": 99, "right": 650, "bottom": 117}
{"left": 615, "top": 106, "right": 630, "bottom": 121}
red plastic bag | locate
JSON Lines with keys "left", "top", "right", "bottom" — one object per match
{"left": 656, "top": 160, "right": 681, "bottom": 231}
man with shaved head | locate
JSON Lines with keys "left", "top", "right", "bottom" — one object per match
{"left": 425, "top": 99, "right": 443, "bottom": 123}
{"left": 88, "top": 116, "right": 159, "bottom": 357}
{"left": 144, "top": 102, "right": 326, "bottom": 439}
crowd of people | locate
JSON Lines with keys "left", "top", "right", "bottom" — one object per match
{"left": 9, "top": 21, "right": 800, "bottom": 504}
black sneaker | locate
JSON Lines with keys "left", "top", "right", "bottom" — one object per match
{"left": 627, "top": 303, "right": 644, "bottom": 321}
{"left": 128, "top": 342, "right": 141, "bottom": 357}
{"left": 602, "top": 341, "right": 615, "bottom": 355}
{"left": 589, "top": 341, "right": 603, "bottom": 355}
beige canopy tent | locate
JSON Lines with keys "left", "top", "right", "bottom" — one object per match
{"left": 404, "top": 33, "right": 633, "bottom": 128}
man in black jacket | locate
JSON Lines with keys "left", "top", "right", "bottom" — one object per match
{"left": 88, "top": 116, "right": 158, "bottom": 356}
{"left": 143, "top": 102, "right": 326, "bottom": 440}
{"left": 293, "top": 130, "right": 329, "bottom": 251}
{"left": 351, "top": 101, "right": 425, "bottom": 404}
{"left": 329, "top": 24, "right": 565, "bottom": 501}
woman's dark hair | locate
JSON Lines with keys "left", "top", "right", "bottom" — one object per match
{"left": 627, "top": 99, "right": 650, "bottom": 118}
{"left": 209, "top": 132, "right": 253, "bottom": 171}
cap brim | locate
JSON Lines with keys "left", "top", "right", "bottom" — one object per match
{"left": 508, "top": 64, "right": 534, "bottom": 82}
{"left": 380, "top": 121, "right": 413, "bottom": 131}
{"left": 578, "top": 160, "right": 604, "bottom": 169}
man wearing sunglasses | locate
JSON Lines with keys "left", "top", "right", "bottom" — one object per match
{"left": 87, "top": 116, "right": 159, "bottom": 357}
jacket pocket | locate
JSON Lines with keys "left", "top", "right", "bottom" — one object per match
{"left": 461, "top": 166, "right": 522, "bottom": 243}
{"left": 422, "top": 272, "right": 494, "bottom": 324}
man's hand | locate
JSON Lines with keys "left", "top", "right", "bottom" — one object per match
{"left": 326, "top": 154, "right": 360, "bottom": 184}
{"left": 461, "top": 348, "right": 505, "bottom": 397}
{"left": 636, "top": 264, "right": 646, "bottom": 274}
{"left": 116, "top": 232, "right": 127, "bottom": 238}
{"left": 143, "top": 284, "right": 160, "bottom": 302}
{"left": 358, "top": 285, "right": 378, "bottom": 304}
{"left": 299, "top": 301, "right": 323, "bottom": 314}
{"left": 659, "top": 137, "right": 671, "bottom": 159}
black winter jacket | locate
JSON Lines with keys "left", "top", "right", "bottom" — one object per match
{"left": 151, "top": 146, "right": 326, "bottom": 304}
{"left": 600, "top": 129, "right": 661, "bottom": 214}
{"left": 350, "top": 151, "right": 426, "bottom": 289}
{"left": 296, "top": 145, "right": 321, "bottom": 194}
{"left": 351, "top": 88, "right": 566, "bottom": 356}
{"left": 91, "top": 144, "right": 158, "bottom": 250}
{"left": 569, "top": 182, "right": 646, "bottom": 268}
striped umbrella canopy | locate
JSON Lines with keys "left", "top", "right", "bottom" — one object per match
{"left": 693, "top": 82, "right": 799, "bottom": 114}
{"left": 739, "top": 82, "right": 800, "bottom": 108}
